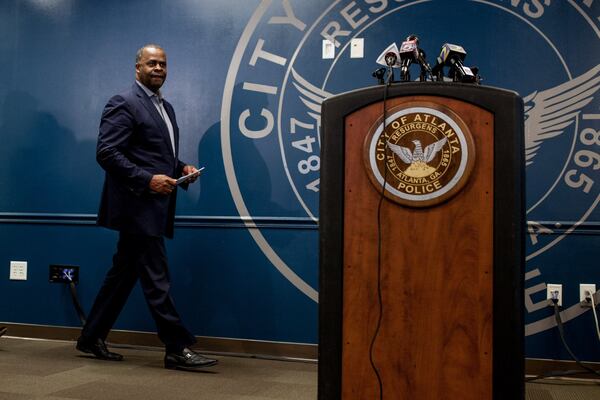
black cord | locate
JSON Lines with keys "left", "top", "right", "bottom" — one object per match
{"left": 526, "top": 369, "right": 600, "bottom": 382}
{"left": 369, "top": 71, "right": 393, "bottom": 400}
{"left": 526, "top": 301, "right": 600, "bottom": 382}
{"left": 552, "top": 301, "right": 600, "bottom": 376}
{"left": 69, "top": 281, "right": 87, "bottom": 326}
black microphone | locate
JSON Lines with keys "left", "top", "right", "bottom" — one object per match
{"left": 383, "top": 50, "right": 398, "bottom": 84}
{"left": 372, "top": 67, "right": 387, "bottom": 85}
{"left": 384, "top": 51, "right": 398, "bottom": 67}
{"left": 434, "top": 43, "right": 477, "bottom": 83}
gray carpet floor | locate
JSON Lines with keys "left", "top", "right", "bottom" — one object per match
{"left": 0, "top": 337, "right": 316, "bottom": 400}
{"left": 1, "top": 337, "right": 599, "bottom": 399}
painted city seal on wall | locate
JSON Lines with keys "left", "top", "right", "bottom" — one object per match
{"left": 223, "top": 0, "right": 600, "bottom": 340}
{"left": 363, "top": 103, "right": 475, "bottom": 207}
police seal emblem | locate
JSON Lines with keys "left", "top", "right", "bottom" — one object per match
{"left": 364, "top": 103, "right": 475, "bottom": 207}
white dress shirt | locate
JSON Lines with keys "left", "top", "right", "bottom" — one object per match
{"left": 136, "top": 80, "right": 176, "bottom": 155}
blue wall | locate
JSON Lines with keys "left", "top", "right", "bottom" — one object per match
{"left": 1, "top": 0, "right": 599, "bottom": 360}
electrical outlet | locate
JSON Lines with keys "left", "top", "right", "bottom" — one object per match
{"left": 9, "top": 261, "right": 27, "bottom": 280}
{"left": 547, "top": 283, "right": 562, "bottom": 306}
{"left": 49, "top": 265, "right": 79, "bottom": 284}
{"left": 579, "top": 283, "right": 596, "bottom": 304}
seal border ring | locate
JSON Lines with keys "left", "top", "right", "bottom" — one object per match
{"left": 362, "top": 101, "right": 476, "bottom": 208}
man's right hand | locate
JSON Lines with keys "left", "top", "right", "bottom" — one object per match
{"left": 149, "top": 174, "right": 177, "bottom": 194}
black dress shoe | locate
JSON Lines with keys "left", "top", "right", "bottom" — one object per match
{"left": 164, "top": 348, "right": 218, "bottom": 370}
{"left": 76, "top": 337, "right": 123, "bottom": 361}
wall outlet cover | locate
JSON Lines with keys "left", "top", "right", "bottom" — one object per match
{"left": 9, "top": 261, "right": 27, "bottom": 281}
{"left": 579, "top": 283, "right": 597, "bottom": 304}
{"left": 547, "top": 283, "right": 562, "bottom": 306}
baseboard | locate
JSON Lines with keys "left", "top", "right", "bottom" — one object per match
{"left": 526, "top": 358, "right": 600, "bottom": 380}
{"left": 0, "top": 322, "right": 317, "bottom": 362}
{"left": 11, "top": 322, "right": 597, "bottom": 371}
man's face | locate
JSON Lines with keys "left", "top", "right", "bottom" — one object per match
{"left": 136, "top": 47, "right": 167, "bottom": 92}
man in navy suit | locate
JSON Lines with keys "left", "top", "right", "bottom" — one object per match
{"left": 76, "top": 44, "right": 217, "bottom": 371}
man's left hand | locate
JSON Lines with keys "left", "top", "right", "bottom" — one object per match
{"left": 182, "top": 165, "right": 200, "bottom": 183}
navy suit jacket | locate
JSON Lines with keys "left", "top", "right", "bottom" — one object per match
{"left": 96, "top": 83, "right": 186, "bottom": 238}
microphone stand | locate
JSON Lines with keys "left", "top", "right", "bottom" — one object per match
{"left": 417, "top": 50, "right": 432, "bottom": 82}
{"left": 400, "top": 66, "right": 410, "bottom": 82}
{"left": 419, "top": 65, "right": 427, "bottom": 82}
{"left": 386, "top": 65, "right": 395, "bottom": 85}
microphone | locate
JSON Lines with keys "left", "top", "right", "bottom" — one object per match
{"left": 383, "top": 51, "right": 398, "bottom": 84}
{"left": 433, "top": 43, "right": 477, "bottom": 83}
{"left": 375, "top": 42, "right": 401, "bottom": 84}
{"left": 398, "top": 38, "right": 419, "bottom": 81}
{"left": 372, "top": 67, "right": 387, "bottom": 85}
{"left": 384, "top": 51, "right": 398, "bottom": 67}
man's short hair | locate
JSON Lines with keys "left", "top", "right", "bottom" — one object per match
{"left": 135, "top": 44, "right": 164, "bottom": 63}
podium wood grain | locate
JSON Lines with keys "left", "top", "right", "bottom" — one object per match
{"left": 342, "top": 96, "right": 494, "bottom": 399}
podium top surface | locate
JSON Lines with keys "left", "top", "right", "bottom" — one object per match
{"left": 322, "top": 82, "right": 523, "bottom": 118}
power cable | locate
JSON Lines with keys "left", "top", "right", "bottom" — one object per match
{"left": 50, "top": 266, "right": 86, "bottom": 326}
{"left": 526, "top": 298, "right": 600, "bottom": 382}
{"left": 589, "top": 293, "right": 600, "bottom": 344}
{"left": 68, "top": 281, "right": 87, "bottom": 326}
{"left": 552, "top": 300, "right": 600, "bottom": 377}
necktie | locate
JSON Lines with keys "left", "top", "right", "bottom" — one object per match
{"left": 153, "top": 95, "right": 175, "bottom": 155}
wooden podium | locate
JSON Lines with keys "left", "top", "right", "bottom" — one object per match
{"left": 319, "top": 83, "right": 524, "bottom": 400}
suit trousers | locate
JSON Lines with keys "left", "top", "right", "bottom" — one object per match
{"left": 81, "top": 232, "right": 196, "bottom": 352}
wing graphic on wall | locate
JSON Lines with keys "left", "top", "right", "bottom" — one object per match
{"left": 291, "top": 68, "right": 333, "bottom": 138}
{"left": 524, "top": 64, "right": 600, "bottom": 166}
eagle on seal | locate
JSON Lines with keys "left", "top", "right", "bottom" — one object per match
{"left": 387, "top": 138, "right": 447, "bottom": 166}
